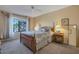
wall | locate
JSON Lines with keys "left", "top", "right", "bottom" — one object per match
{"left": 34, "top": 6, "right": 79, "bottom": 26}
{"left": 34, "top": 6, "right": 79, "bottom": 47}
{"left": 0, "top": 11, "right": 9, "bottom": 39}
{"left": 29, "top": 17, "right": 36, "bottom": 31}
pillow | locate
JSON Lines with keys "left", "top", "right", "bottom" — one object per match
{"left": 40, "top": 26, "right": 50, "bottom": 32}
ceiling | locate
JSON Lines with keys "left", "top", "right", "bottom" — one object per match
{"left": 0, "top": 5, "right": 70, "bottom": 17}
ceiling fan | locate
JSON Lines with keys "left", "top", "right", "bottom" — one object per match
{"left": 30, "top": 6, "right": 42, "bottom": 12}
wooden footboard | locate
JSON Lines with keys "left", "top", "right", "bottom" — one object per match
{"left": 20, "top": 34, "right": 36, "bottom": 53}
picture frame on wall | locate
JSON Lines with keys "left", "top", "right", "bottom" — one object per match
{"left": 61, "top": 18, "right": 69, "bottom": 26}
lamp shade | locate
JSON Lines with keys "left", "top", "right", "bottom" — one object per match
{"left": 55, "top": 25, "right": 61, "bottom": 32}
{"left": 34, "top": 24, "right": 41, "bottom": 31}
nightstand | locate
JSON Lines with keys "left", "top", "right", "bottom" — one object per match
{"left": 52, "top": 33, "right": 64, "bottom": 43}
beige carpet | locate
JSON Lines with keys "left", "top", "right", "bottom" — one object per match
{"left": 37, "top": 43, "right": 79, "bottom": 54}
{"left": 1, "top": 39, "right": 79, "bottom": 54}
{"left": 1, "top": 39, "right": 33, "bottom": 54}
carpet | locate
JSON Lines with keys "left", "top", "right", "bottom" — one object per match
{"left": 1, "top": 39, "right": 79, "bottom": 54}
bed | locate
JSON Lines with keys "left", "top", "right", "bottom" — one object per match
{"left": 20, "top": 27, "right": 52, "bottom": 53}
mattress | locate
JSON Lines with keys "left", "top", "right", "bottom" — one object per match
{"left": 21, "top": 31, "right": 35, "bottom": 37}
{"left": 21, "top": 31, "right": 47, "bottom": 37}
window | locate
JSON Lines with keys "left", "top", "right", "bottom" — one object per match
{"left": 13, "top": 18, "right": 19, "bottom": 32}
{"left": 9, "top": 15, "right": 29, "bottom": 35}
{"left": 18, "top": 20, "right": 27, "bottom": 32}
{"left": 13, "top": 18, "right": 28, "bottom": 32}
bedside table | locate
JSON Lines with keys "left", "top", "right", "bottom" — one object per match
{"left": 52, "top": 33, "right": 64, "bottom": 43}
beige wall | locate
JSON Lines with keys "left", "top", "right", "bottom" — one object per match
{"left": 29, "top": 17, "right": 36, "bottom": 31}
{"left": 34, "top": 6, "right": 79, "bottom": 26}
{"left": 33, "top": 6, "right": 79, "bottom": 47}
{"left": 0, "top": 11, "right": 9, "bottom": 39}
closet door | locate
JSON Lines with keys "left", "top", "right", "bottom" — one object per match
{"left": 69, "top": 25, "right": 77, "bottom": 46}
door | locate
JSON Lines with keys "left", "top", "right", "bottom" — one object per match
{"left": 69, "top": 25, "right": 77, "bottom": 46}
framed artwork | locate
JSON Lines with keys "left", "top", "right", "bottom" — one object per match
{"left": 61, "top": 18, "right": 69, "bottom": 26}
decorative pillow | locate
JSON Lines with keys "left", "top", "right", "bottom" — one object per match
{"left": 40, "top": 26, "right": 50, "bottom": 32}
